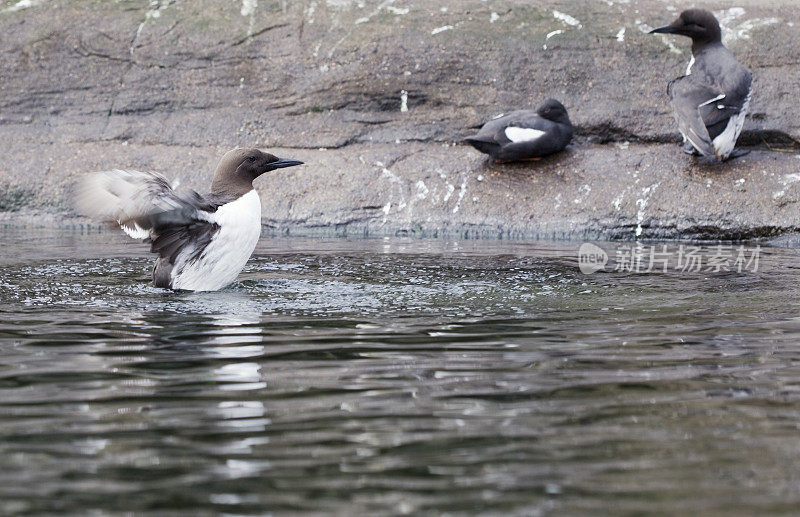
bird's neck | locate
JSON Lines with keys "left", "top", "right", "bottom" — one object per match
{"left": 692, "top": 39, "right": 723, "bottom": 56}
{"left": 210, "top": 174, "right": 255, "bottom": 200}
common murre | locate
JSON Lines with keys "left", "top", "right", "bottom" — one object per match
{"left": 650, "top": 9, "right": 752, "bottom": 161}
{"left": 464, "top": 99, "right": 573, "bottom": 162}
{"left": 75, "top": 148, "right": 303, "bottom": 291}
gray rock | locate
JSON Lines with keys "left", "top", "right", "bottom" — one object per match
{"left": 1, "top": 0, "right": 799, "bottom": 239}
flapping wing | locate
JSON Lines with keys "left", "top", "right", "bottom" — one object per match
{"left": 74, "top": 169, "right": 221, "bottom": 264}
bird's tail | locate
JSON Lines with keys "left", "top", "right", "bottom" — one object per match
{"left": 463, "top": 137, "right": 499, "bottom": 155}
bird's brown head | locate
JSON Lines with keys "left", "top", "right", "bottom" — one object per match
{"left": 210, "top": 148, "right": 303, "bottom": 198}
{"left": 650, "top": 9, "right": 722, "bottom": 50}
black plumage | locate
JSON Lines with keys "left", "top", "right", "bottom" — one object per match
{"left": 651, "top": 9, "right": 752, "bottom": 161}
{"left": 464, "top": 99, "right": 573, "bottom": 162}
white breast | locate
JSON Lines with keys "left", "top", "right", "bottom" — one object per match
{"left": 171, "top": 189, "right": 262, "bottom": 291}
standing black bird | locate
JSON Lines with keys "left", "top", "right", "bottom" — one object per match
{"left": 650, "top": 9, "right": 752, "bottom": 161}
{"left": 464, "top": 99, "right": 573, "bottom": 162}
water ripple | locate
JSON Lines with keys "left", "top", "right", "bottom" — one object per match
{"left": 1, "top": 231, "right": 799, "bottom": 514}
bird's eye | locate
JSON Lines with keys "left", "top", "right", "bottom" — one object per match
{"left": 247, "top": 155, "right": 257, "bottom": 162}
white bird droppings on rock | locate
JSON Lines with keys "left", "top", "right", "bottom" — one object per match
{"left": 431, "top": 25, "right": 454, "bottom": 35}
{"left": 241, "top": 0, "right": 257, "bottom": 17}
{"left": 543, "top": 29, "right": 565, "bottom": 50}
{"left": 553, "top": 10, "right": 582, "bottom": 28}
{"left": 4, "top": 0, "right": 39, "bottom": 12}
{"left": 635, "top": 183, "right": 659, "bottom": 237}
{"left": 386, "top": 6, "right": 409, "bottom": 15}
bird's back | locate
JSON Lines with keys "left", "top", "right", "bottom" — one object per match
{"left": 692, "top": 44, "right": 751, "bottom": 100}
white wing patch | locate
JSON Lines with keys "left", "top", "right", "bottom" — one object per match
{"left": 685, "top": 55, "right": 695, "bottom": 76}
{"left": 120, "top": 221, "right": 149, "bottom": 240}
{"left": 698, "top": 93, "right": 726, "bottom": 108}
{"left": 504, "top": 127, "right": 546, "bottom": 143}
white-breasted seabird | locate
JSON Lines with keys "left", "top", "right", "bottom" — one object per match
{"left": 464, "top": 99, "right": 574, "bottom": 162}
{"left": 650, "top": 9, "right": 752, "bottom": 161}
{"left": 75, "top": 148, "right": 303, "bottom": 291}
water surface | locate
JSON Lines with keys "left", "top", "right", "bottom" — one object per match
{"left": 1, "top": 229, "right": 800, "bottom": 515}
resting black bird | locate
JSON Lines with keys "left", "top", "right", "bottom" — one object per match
{"left": 75, "top": 148, "right": 303, "bottom": 291}
{"left": 650, "top": 9, "right": 752, "bottom": 161}
{"left": 464, "top": 99, "right": 573, "bottom": 162}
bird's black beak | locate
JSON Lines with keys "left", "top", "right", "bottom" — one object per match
{"left": 268, "top": 158, "right": 304, "bottom": 170}
{"left": 649, "top": 25, "right": 677, "bottom": 34}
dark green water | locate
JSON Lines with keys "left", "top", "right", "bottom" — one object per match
{"left": 1, "top": 229, "right": 800, "bottom": 515}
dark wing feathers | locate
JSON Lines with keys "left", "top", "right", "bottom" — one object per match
{"left": 668, "top": 77, "right": 717, "bottom": 156}
{"left": 149, "top": 220, "right": 219, "bottom": 265}
{"left": 668, "top": 48, "right": 752, "bottom": 157}
{"left": 74, "top": 169, "right": 222, "bottom": 266}
{"left": 468, "top": 110, "right": 552, "bottom": 145}
{"left": 465, "top": 110, "right": 571, "bottom": 161}
{"left": 149, "top": 221, "right": 220, "bottom": 289}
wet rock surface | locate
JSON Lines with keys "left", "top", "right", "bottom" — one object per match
{"left": 1, "top": 0, "right": 799, "bottom": 239}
